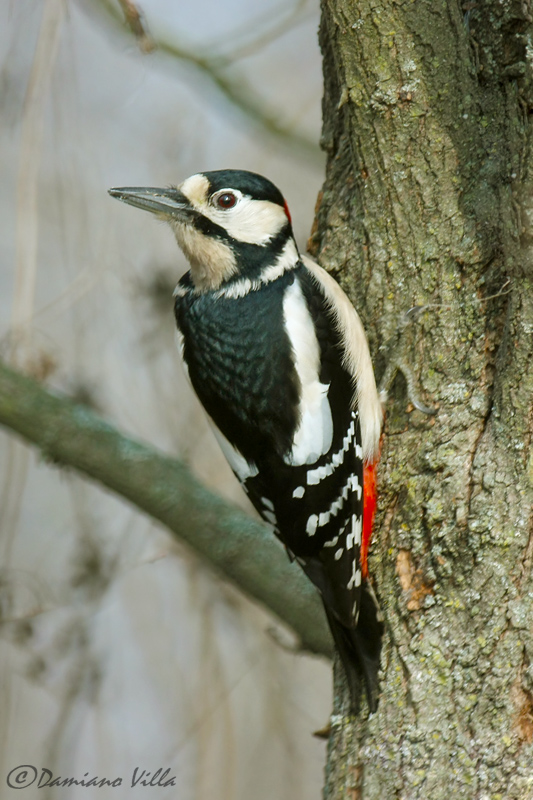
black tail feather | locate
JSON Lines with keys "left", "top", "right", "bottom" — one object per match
{"left": 323, "top": 582, "right": 383, "bottom": 714}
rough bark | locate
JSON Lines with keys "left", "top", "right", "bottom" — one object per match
{"left": 316, "top": 1, "right": 533, "bottom": 797}
{"left": 0, "top": 360, "right": 332, "bottom": 659}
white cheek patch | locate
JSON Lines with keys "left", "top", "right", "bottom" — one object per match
{"left": 179, "top": 176, "right": 288, "bottom": 247}
{"left": 282, "top": 279, "right": 333, "bottom": 467}
{"left": 206, "top": 196, "right": 288, "bottom": 245}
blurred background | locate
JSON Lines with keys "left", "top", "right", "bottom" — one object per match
{"left": 0, "top": 1, "right": 330, "bottom": 798}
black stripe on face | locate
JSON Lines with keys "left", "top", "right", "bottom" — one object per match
{"left": 193, "top": 211, "right": 291, "bottom": 248}
{"left": 202, "top": 170, "right": 286, "bottom": 208}
{"left": 193, "top": 214, "right": 228, "bottom": 239}
{"left": 190, "top": 216, "right": 293, "bottom": 283}
{"left": 225, "top": 225, "right": 293, "bottom": 280}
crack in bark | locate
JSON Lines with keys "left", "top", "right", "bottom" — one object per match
{"left": 465, "top": 283, "right": 514, "bottom": 534}
{"left": 465, "top": 403, "right": 492, "bottom": 530}
{"left": 518, "top": 507, "right": 533, "bottom": 593}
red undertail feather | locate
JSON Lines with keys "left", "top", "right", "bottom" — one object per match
{"left": 362, "top": 459, "right": 378, "bottom": 579}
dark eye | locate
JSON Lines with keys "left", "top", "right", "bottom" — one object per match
{"left": 216, "top": 192, "right": 237, "bottom": 209}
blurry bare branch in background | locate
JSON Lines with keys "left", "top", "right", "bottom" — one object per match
{"left": 11, "top": 0, "right": 66, "bottom": 366}
{"left": 196, "top": 0, "right": 312, "bottom": 66}
{"left": 2, "top": 0, "right": 66, "bottom": 590}
{"left": 115, "top": 0, "right": 154, "bottom": 52}
{"left": 116, "top": 0, "right": 312, "bottom": 63}
{"left": 89, "top": 0, "right": 322, "bottom": 161}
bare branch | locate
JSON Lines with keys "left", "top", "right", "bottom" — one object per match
{"left": 0, "top": 359, "right": 332, "bottom": 659}
{"left": 115, "top": 0, "right": 154, "bottom": 52}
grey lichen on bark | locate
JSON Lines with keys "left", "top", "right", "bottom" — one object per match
{"left": 316, "top": 0, "right": 533, "bottom": 797}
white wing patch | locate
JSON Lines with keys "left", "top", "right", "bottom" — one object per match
{"left": 282, "top": 278, "right": 333, "bottom": 466}
{"left": 301, "top": 255, "right": 383, "bottom": 463}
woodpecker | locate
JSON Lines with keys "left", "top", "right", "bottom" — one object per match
{"left": 109, "top": 170, "right": 384, "bottom": 712}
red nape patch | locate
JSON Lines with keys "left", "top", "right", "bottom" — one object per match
{"left": 283, "top": 200, "right": 292, "bottom": 224}
{"left": 361, "top": 460, "right": 378, "bottom": 579}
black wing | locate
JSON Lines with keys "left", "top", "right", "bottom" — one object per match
{"left": 175, "top": 265, "right": 382, "bottom": 711}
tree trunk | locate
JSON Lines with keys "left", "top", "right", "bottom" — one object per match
{"left": 316, "top": 1, "right": 533, "bottom": 797}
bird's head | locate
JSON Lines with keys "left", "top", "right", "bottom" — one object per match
{"left": 109, "top": 170, "right": 298, "bottom": 292}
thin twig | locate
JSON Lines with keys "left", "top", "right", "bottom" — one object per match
{"left": 208, "top": 0, "right": 312, "bottom": 67}
{"left": 91, "top": 0, "right": 321, "bottom": 161}
{"left": 405, "top": 278, "right": 512, "bottom": 319}
{"left": 116, "top": 0, "right": 154, "bottom": 52}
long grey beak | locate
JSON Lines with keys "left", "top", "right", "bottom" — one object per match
{"left": 108, "top": 186, "right": 196, "bottom": 221}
